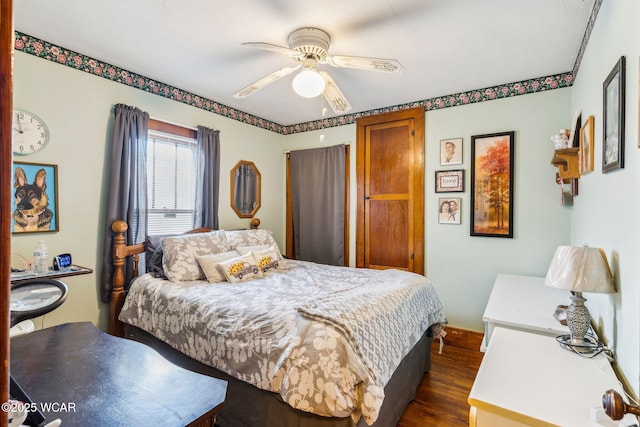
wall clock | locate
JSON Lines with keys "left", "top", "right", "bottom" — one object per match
{"left": 12, "top": 110, "right": 50, "bottom": 155}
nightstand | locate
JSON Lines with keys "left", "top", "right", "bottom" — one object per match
{"left": 481, "top": 273, "right": 569, "bottom": 351}
{"left": 469, "top": 327, "right": 635, "bottom": 427}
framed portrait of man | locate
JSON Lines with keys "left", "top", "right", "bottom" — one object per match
{"left": 440, "top": 138, "right": 463, "bottom": 165}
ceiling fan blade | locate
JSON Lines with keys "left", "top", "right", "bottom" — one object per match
{"left": 325, "top": 55, "right": 402, "bottom": 73}
{"left": 233, "top": 65, "right": 301, "bottom": 98}
{"left": 241, "top": 42, "right": 304, "bottom": 59}
{"left": 319, "top": 71, "right": 352, "bottom": 114}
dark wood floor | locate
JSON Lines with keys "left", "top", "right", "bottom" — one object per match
{"left": 397, "top": 329, "right": 484, "bottom": 427}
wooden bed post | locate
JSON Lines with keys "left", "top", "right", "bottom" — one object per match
{"left": 109, "top": 220, "right": 204, "bottom": 337}
{"left": 110, "top": 220, "right": 129, "bottom": 337}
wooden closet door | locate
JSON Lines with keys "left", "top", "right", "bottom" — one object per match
{"left": 356, "top": 107, "right": 424, "bottom": 274}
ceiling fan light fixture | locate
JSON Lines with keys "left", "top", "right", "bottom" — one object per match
{"left": 292, "top": 67, "right": 325, "bottom": 98}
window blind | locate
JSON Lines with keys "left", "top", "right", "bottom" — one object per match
{"left": 146, "top": 129, "right": 197, "bottom": 234}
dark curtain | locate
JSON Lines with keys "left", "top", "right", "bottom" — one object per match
{"left": 194, "top": 126, "right": 220, "bottom": 229}
{"left": 289, "top": 144, "right": 345, "bottom": 265}
{"left": 100, "top": 104, "right": 149, "bottom": 303}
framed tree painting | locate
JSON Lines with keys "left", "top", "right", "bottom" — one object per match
{"left": 11, "top": 162, "right": 59, "bottom": 233}
{"left": 470, "top": 131, "right": 514, "bottom": 238}
{"left": 602, "top": 56, "right": 625, "bottom": 173}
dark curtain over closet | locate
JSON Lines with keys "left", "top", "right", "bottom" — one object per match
{"left": 289, "top": 144, "right": 345, "bottom": 266}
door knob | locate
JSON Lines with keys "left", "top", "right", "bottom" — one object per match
{"left": 602, "top": 389, "right": 640, "bottom": 420}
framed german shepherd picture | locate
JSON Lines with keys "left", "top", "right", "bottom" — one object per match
{"left": 12, "top": 161, "right": 59, "bottom": 233}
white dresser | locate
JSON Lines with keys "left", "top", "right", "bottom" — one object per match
{"left": 469, "top": 327, "right": 636, "bottom": 427}
{"left": 481, "top": 273, "right": 569, "bottom": 351}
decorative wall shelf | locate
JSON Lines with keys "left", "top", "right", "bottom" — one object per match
{"left": 551, "top": 147, "right": 580, "bottom": 180}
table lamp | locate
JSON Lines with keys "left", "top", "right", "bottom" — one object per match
{"left": 545, "top": 245, "right": 615, "bottom": 350}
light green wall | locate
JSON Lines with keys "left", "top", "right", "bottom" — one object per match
{"left": 13, "top": 52, "right": 573, "bottom": 334}
{"left": 284, "top": 90, "right": 573, "bottom": 334}
{"left": 13, "top": 53, "right": 285, "bottom": 330}
{"left": 17, "top": 19, "right": 637, "bottom": 395}
{"left": 424, "top": 90, "right": 572, "bottom": 332}
{"left": 568, "top": 0, "right": 640, "bottom": 396}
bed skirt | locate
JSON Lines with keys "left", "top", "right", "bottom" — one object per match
{"left": 123, "top": 324, "right": 434, "bottom": 427}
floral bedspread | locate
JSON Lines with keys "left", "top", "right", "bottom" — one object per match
{"left": 119, "top": 260, "right": 446, "bottom": 425}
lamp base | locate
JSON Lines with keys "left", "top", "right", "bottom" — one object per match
{"left": 556, "top": 333, "right": 601, "bottom": 355}
{"left": 566, "top": 292, "right": 591, "bottom": 343}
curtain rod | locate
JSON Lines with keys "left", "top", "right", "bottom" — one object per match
{"left": 283, "top": 142, "right": 350, "bottom": 154}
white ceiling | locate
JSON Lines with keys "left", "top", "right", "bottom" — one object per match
{"left": 15, "top": 0, "right": 595, "bottom": 126}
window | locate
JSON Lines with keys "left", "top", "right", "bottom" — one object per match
{"left": 146, "top": 119, "right": 198, "bottom": 235}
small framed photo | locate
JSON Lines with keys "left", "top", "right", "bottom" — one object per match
{"left": 440, "top": 138, "right": 463, "bottom": 165}
{"left": 568, "top": 110, "right": 582, "bottom": 148}
{"left": 580, "top": 115, "right": 594, "bottom": 175}
{"left": 12, "top": 162, "right": 59, "bottom": 233}
{"left": 438, "top": 198, "right": 461, "bottom": 224}
{"left": 603, "top": 56, "right": 625, "bottom": 173}
{"left": 435, "top": 169, "right": 464, "bottom": 193}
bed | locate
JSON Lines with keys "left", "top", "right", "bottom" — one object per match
{"left": 109, "top": 220, "right": 447, "bottom": 427}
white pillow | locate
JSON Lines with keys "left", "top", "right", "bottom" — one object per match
{"left": 162, "top": 231, "right": 231, "bottom": 281}
{"left": 253, "top": 245, "right": 282, "bottom": 273}
{"left": 236, "top": 244, "right": 271, "bottom": 255}
{"left": 225, "top": 229, "right": 280, "bottom": 252}
{"left": 196, "top": 250, "right": 240, "bottom": 283}
{"left": 216, "top": 253, "right": 262, "bottom": 283}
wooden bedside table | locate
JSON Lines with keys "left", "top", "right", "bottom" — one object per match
{"left": 481, "top": 273, "right": 569, "bottom": 351}
{"left": 10, "top": 322, "right": 226, "bottom": 427}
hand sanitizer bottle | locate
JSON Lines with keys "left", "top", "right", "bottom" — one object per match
{"left": 33, "top": 240, "right": 49, "bottom": 275}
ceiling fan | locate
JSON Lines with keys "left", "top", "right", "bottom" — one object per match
{"left": 232, "top": 27, "right": 403, "bottom": 115}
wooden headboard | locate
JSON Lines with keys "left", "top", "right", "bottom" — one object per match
{"left": 109, "top": 220, "right": 211, "bottom": 336}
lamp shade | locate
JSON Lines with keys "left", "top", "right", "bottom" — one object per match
{"left": 545, "top": 246, "right": 615, "bottom": 294}
{"left": 292, "top": 68, "right": 325, "bottom": 98}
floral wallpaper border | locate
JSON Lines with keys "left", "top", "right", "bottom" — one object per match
{"left": 572, "top": 0, "right": 602, "bottom": 78}
{"left": 16, "top": 31, "right": 575, "bottom": 135}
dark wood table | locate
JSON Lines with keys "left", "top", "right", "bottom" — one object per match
{"left": 10, "top": 322, "right": 227, "bottom": 426}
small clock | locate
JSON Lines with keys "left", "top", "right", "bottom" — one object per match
{"left": 53, "top": 253, "right": 72, "bottom": 270}
{"left": 12, "top": 110, "right": 50, "bottom": 155}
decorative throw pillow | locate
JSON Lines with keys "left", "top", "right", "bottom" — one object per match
{"left": 148, "top": 246, "right": 167, "bottom": 279}
{"left": 162, "top": 231, "right": 231, "bottom": 281}
{"left": 145, "top": 233, "right": 174, "bottom": 275}
{"left": 252, "top": 245, "right": 282, "bottom": 273}
{"left": 196, "top": 250, "right": 240, "bottom": 283}
{"left": 216, "top": 253, "right": 262, "bottom": 283}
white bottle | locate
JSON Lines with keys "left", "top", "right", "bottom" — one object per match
{"left": 33, "top": 240, "right": 49, "bottom": 275}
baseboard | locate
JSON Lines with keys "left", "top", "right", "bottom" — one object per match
{"left": 438, "top": 326, "right": 483, "bottom": 352}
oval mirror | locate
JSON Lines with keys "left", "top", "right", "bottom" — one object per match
{"left": 230, "top": 160, "right": 261, "bottom": 218}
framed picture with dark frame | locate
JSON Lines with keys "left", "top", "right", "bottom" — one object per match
{"left": 470, "top": 131, "right": 514, "bottom": 238}
{"left": 580, "top": 115, "right": 595, "bottom": 175}
{"left": 435, "top": 169, "right": 464, "bottom": 193}
{"left": 602, "top": 56, "right": 625, "bottom": 173}
{"left": 11, "top": 162, "right": 59, "bottom": 234}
